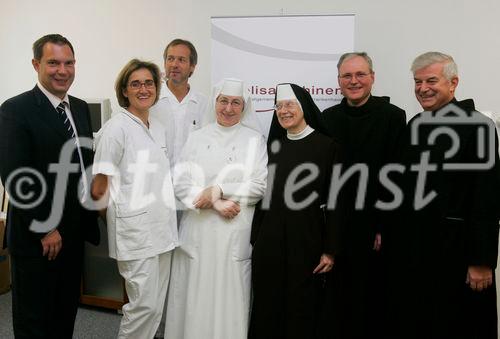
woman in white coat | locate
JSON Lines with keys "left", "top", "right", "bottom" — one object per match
{"left": 92, "top": 59, "right": 178, "bottom": 339}
{"left": 165, "top": 78, "right": 267, "bottom": 339}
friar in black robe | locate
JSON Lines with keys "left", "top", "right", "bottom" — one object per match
{"left": 322, "top": 52, "right": 407, "bottom": 339}
{"left": 396, "top": 52, "right": 500, "bottom": 339}
{"left": 249, "top": 83, "right": 340, "bottom": 339}
{"left": 322, "top": 95, "right": 406, "bottom": 339}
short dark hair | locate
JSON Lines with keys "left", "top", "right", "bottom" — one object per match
{"left": 115, "top": 59, "right": 161, "bottom": 108}
{"left": 163, "top": 38, "right": 198, "bottom": 66}
{"left": 33, "top": 34, "right": 75, "bottom": 60}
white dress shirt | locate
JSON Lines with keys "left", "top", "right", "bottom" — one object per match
{"left": 37, "top": 82, "right": 88, "bottom": 199}
{"left": 150, "top": 82, "right": 208, "bottom": 168}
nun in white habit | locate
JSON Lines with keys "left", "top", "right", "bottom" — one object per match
{"left": 164, "top": 78, "right": 268, "bottom": 339}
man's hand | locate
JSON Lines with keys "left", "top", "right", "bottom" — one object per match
{"left": 213, "top": 199, "right": 240, "bottom": 219}
{"left": 41, "top": 229, "right": 62, "bottom": 261}
{"left": 193, "top": 185, "right": 222, "bottom": 209}
{"left": 373, "top": 233, "right": 382, "bottom": 251}
{"left": 313, "top": 253, "right": 334, "bottom": 274}
{"left": 466, "top": 265, "right": 493, "bottom": 291}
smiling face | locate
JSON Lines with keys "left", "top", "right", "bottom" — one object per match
{"left": 338, "top": 55, "right": 374, "bottom": 107}
{"left": 215, "top": 95, "right": 244, "bottom": 127}
{"left": 275, "top": 99, "right": 306, "bottom": 134}
{"left": 164, "top": 44, "right": 195, "bottom": 85}
{"left": 123, "top": 68, "right": 157, "bottom": 116}
{"left": 32, "top": 42, "right": 75, "bottom": 99}
{"left": 414, "top": 62, "right": 458, "bottom": 111}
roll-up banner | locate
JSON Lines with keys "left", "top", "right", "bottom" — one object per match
{"left": 211, "top": 15, "right": 355, "bottom": 134}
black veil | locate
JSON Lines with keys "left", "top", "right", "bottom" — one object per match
{"left": 267, "top": 83, "right": 331, "bottom": 145}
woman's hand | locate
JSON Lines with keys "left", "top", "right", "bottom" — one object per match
{"left": 213, "top": 199, "right": 241, "bottom": 219}
{"left": 313, "top": 253, "right": 334, "bottom": 274}
{"left": 193, "top": 185, "right": 222, "bottom": 209}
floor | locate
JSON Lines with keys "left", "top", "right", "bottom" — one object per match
{"left": 0, "top": 290, "right": 122, "bottom": 339}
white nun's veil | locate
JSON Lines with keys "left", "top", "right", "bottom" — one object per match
{"left": 202, "top": 78, "right": 263, "bottom": 135}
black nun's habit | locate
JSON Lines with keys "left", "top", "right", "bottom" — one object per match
{"left": 249, "top": 83, "right": 340, "bottom": 339}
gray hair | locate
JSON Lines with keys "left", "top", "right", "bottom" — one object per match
{"left": 411, "top": 51, "right": 458, "bottom": 81}
{"left": 337, "top": 52, "right": 374, "bottom": 73}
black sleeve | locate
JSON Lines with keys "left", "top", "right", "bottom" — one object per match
{"left": 323, "top": 140, "right": 342, "bottom": 256}
{"left": 466, "top": 122, "right": 500, "bottom": 268}
{"left": 375, "top": 107, "right": 407, "bottom": 234}
{"left": 0, "top": 100, "right": 47, "bottom": 238}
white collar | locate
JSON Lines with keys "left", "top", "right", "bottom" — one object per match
{"left": 214, "top": 121, "right": 241, "bottom": 132}
{"left": 121, "top": 109, "right": 150, "bottom": 130}
{"left": 160, "top": 80, "right": 198, "bottom": 104}
{"left": 37, "top": 82, "right": 70, "bottom": 109}
{"left": 287, "top": 125, "right": 314, "bottom": 140}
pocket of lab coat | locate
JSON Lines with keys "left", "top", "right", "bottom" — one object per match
{"left": 115, "top": 206, "right": 151, "bottom": 252}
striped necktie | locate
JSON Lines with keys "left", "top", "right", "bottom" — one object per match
{"left": 56, "top": 102, "right": 75, "bottom": 138}
{"left": 56, "top": 102, "right": 87, "bottom": 199}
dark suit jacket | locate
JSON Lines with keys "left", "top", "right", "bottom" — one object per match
{"left": 0, "top": 85, "right": 99, "bottom": 256}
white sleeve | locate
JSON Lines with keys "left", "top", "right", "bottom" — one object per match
{"left": 218, "top": 135, "right": 268, "bottom": 206}
{"left": 92, "top": 125, "right": 124, "bottom": 176}
{"left": 173, "top": 135, "right": 204, "bottom": 209}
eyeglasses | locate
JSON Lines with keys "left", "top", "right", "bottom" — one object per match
{"left": 338, "top": 72, "right": 371, "bottom": 81}
{"left": 274, "top": 100, "right": 298, "bottom": 111}
{"left": 217, "top": 98, "right": 243, "bottom": 109}
{"left": 128, "top": 79, "right": 155, "bottom": 90}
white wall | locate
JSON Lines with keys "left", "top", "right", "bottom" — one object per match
{"left": 1, "top": 0, "right": 500, "bottom": 120}
{"left": 1, "top": 0, "right": 500, "bottom": 323}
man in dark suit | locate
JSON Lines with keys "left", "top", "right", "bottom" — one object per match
{"left": 0, "top": 34, "right": 99, "bottom": 338}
